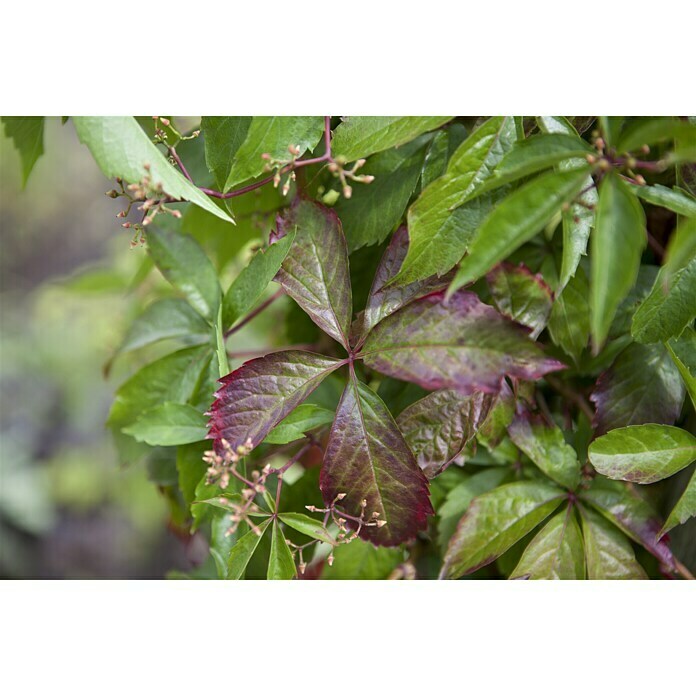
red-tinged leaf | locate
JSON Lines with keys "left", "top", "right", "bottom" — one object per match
{"left": 486, "top": 262, "right": 553, "bottom": 339}
{"left": 273, "top": 198, "right": 352, "bottom": 349}
{"left": 359, "top": 290, "right": 565, "bottom": 393}
{"left": 590, "top": 342, "right": 685, "bottom": 435}
{"left": 508, "top": 404, "right": 580, "bottom": 490}
{"left": 579, "top": 478, "right": 675, "bottom": 571}
{"left": 441, "top": 481, "right": 565, "bottom": 578}
{"left": 353, "top": 226, "right": 453, "bottom": 346}
{"left": 320, "top": 373, "right": 433, "bottom": 546}
{"left": 207, "top": 350, "right": 344, "bottom": 451}
{"left": 396, "top": 389, "right": 494, "bottom": 478}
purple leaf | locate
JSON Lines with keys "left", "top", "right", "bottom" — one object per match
{"left": 359, "top": 290, "right": 565, "bottom": 393}
{"left": 486, "top": 262, "right": 553, "bottom": 339}
{"left": 590, "top": 342, "right": 685, "bottom": 435}
{"left": 352, "top": 226, "right": 452, "bottom": 346}
{"left": 320, "top": 373, "right": 433, "bottom": 546}
{"left": 580, "top": 478, "right": 675, "bottom": 571}
{"left": 273, "top": 198, "right": 352, "bottom": 349}
{"left": 396, "top": 389, "right": 494, "bottom": 478}
{"left": 207, "top": 350, "right": 344, "bottom": 452}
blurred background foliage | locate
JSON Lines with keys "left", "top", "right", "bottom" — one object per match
{"left": 0, "top": 117, "right": 285, "bottom": 577}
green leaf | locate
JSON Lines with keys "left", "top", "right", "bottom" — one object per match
{"left": 617, "top": 117, "right": 696, "bottom": 153}
{"left": 264, "top": 404, "right": 335, "bottom": 445}
{"left": 275, "top": 199, "right": 352, "bottom": 349}
{"left": 225, "top": 116, "right": 324, "bottom": 190}
{"left": 123, "top": 402, "right": 208, "bottom": 446}
{"left": 511, "top": 508, "right": 585, "bottom": 579}
{"left": 2, "top": 116, "right": 44, "bottom": 186}
{"left": 579, "top": 505, "right": 647, "bottom": 579}
{"left": 591, "top": 342, "right": 685, "bottom": 435}
{"left": 331, "top": 116, "right": 451, "bottom": 162}
{"left": 107, "top": 346, "right": 212, "bottom": 430}
{"left": 508, "top": 407, "right": 580, "bottom": 490}
{"left": 117, "top": 298, "right": 211, "bottom": 355}
{"left": 321, "top": 539, "right": 402, "bottom": 580}
{"left": 72, "top": 116, "right": 233, "bottom": 222}
{"left": 214, "top": 303, "right": 229, "bottom": 379}
{"left": 536, "top": 115, "right": 597, "bottom": 290}
{"left": 450, "top": 166, "right": 591, "bottom": 293}
{"left": 486, "top": 262, "right": 553, "bottom": 339}
{"left": 278, "top": 512, "right": 335, "bottom": 545}
{"left": 661, "top": 468, "right": 696, "bottom": 538}
{"left": 580, "top": 478, "right": 674, "bottom": 569}
{"left": 333, "top": 135, "right": 431, "bottom": 251}
{"left": 437, "top": 468, "right": 509, "bottom": 549}
{"left": 590, "top": 172, "right": 647, "bottom": 352}
{"left": 176, "top": 442, "right": 208, "bottom": 506}
{"left": 147, "top": 226, "right": 222, "bottom": 321}
{"left": 588, "top": 425, "right": 696, "bottom": 484}
{"left": 663, "top": 217, "right": 696, "bottom": 286}
{"left": 599, "top": 117, "right": 625, "bottom": 147}
{"left": 547, "top": 266, "right": 591, "bottom": 366}
{"left": 201, "top": 116, "right": 252, "bottom": 190}
{"left": 267, "top": 519, "right": 297, "bottom": 579}
{"left": 442, "top": 481, "right": 564, "bottom": 578}
{"left": 667, "top": 327, "right": 696, "bottom": 410}
{"left": 227, "top": 518, "right": 272, "bottom": 580}
{"left": 630, "top": 183, "right": 696, "bottom": 217}
{"left": 222, "top": 231, "right": 295, "bottom": 330}
{"left": 631, "top": 259, "right": 696, "bottom": 344}
{"left": 398, "top": 116, "right": 517, "bottom": 284}
{"left": 485, "top": 133, "right": 594, "bottom": 190}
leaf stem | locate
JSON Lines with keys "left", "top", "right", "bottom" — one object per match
{"left": 673, "top": 557, "right": 695, "bottom": 581}
{"left": 545, "top": 375, "right": 594, "bottom": 422}
{"left": 224, "top": 288, "right": 284, "bottom": 338}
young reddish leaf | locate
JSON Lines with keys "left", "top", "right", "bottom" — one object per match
{"left": 320, "top": 374, "right": 433, "bottom": 547}
{"left": 207, "top": 350, "right": 344, "bottom": 452}
{"left": 353, "top": 226, "right": 452, "bottom": 345}
{"left": 273, "top": 198, "right": 352, "bottom": 349}
{"left": 396, "top": 389, "right": 494, "bottom": 478}
{"left": 590, "top": 342, "right": 685, "bottom": 435}
{"left": 510, "top": 507, "right": 586, "bottom": 580}
{"left": 359, "top": 290, "right": 565, "bottom": 393}
{"left": 508, "top": 404, "right": 580, "bottom": 490}
{"left": 441, "top": 481, "right": 565, "bottom": 578}
{"left": 580, "top": 478, "right": 675, "bottom": 571}
{"left": 578, "top": 505, "right": 647, "bottom": 579}
{"left": 486, "top": 262, "right": 553, "bottom": 339}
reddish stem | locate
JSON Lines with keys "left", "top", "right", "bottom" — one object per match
{"left": 224, "top": 289, "right": 284, "bottom": 338}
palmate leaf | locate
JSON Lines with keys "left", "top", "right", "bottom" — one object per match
{"left": 580, "top": 478, "right": 675, "bottom": 571}
{"left": 663, "top": 217, "right": 696, "bottom": 286}
{"left": 397, "top": 116, "right": 517, "bottom": 284}
{"left": 590, "top": 172, "right": 646, "bottom": 352}
{"left": 616, "top": 116, "right": 696, "bottom": 154}
{"left": 264, "top": 404, "right": 335, "bottom": 445}
{"left": 359, "top": 290, "right": 564, "bottom": 393}
{"left": 321, "top": 539, "right": 402, "bottom": 580}
{"left": 268, "top": 519, "right": 297, "bottom": 580}
{"left": 224, "top": 116, "right": 324, "bottom": 190}
{"left": 588, "top": 425, "right": 696, "bottom": 484}
{"left": 320, "top": 374, "right": 433, "bottom": 547}
{"left": 72, "top": 116, "right": 233, "bottom": 222}
{"left": 511, "top": 507, "right": 586, "bottom": 580}
{"left": 441, "top": 481, "right": 565, "bottom": 579}
{"left": 450, "top": 165, "right": 592, "bottom": 293}
{"left": 396, "top": 389, "right": 494, "bottom": 478}
{"left": 273, "top": 199, "right": 353, "bottom": 349}
{"left": 201, "top": 116, "right": 253, "bottom": 190}
{"left": 331, "top": 116, "right": 452, "bottom": 162}
{"left": 227, "top": 518, "right": 272, "bottom": 580}
{"left": 508, "top": 405, "right": 580, "bottom": 490}
{"left": 630, "top": 183, "right": 696, "bottom": 217}
{"left": 590, "top": 342, "right": 685, "bottom": 435}
{"left": 486, "top": 262, "right": 553, "bottom": 339}
{"left": 547, "top": 266, "right": 591, "bottom": 365}
{"left": 666, "top": 327, "right": 696, "bottom": 410}
{"left": 353, "top": 226, "right": 452, "bottom": 344}
{"left": 579, "top": 505, "right": 647, "bottom": 579}
{"left": 123, "top": 402, "right": 209, "bottom": 446}
{"left": 207, "top": 350, "right": 344, "bottom": 452}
